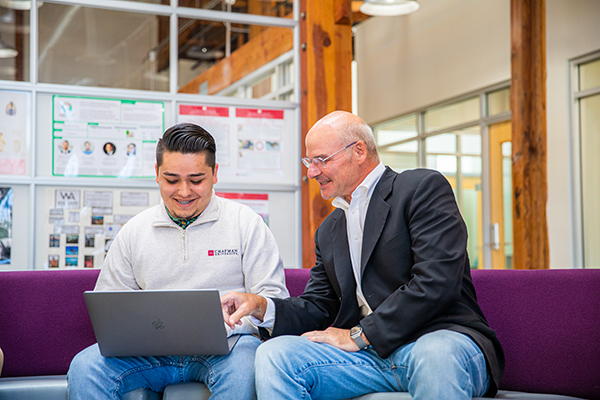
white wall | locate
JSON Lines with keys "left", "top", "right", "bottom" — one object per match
{"left": 355, "top": 0, "right": 600, "bottom": 269}
{"left": 355, "top": 0, "right": 510, "bottom": 124}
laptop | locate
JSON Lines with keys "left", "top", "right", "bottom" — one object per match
{"left": 84, "top": 289, "right": 241, "bottom": 357}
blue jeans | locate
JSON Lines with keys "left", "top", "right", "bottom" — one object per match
{"left": 255, "top": 330, "right": 489, "bottom": 400}
{"left": 67, "top": 335, "right": 261, "bottom": 400}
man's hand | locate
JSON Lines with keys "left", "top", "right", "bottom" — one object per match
{"left": 301, "top": 327, "right": 369, "bottom": 352}
{"left": 220, "top": 292, "right": 267, "bottom": 330}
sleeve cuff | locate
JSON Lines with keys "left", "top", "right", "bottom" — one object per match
{"left": 250, "top": 296, "right": 275, "bottom": 329}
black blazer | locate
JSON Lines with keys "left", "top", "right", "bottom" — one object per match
{"left": 266, "top": 168, "right": 504, "bottom": 396}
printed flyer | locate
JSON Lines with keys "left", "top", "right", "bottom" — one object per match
{"left": 0, "top": 90, "right": 28, "bottom": 175}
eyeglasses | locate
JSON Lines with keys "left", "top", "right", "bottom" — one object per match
{"left": 301, "top": 141, "right": 357, "bottom": 169}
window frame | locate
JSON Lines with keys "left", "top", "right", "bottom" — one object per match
{"left": 569, "top": 50, "right": 600, "bottom": 269}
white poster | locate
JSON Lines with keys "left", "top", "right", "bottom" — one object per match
{"left": 0, "top": 91, "right": 28, "bottom": 175}
{"left": 52, "top": 96, "right": 164, "bottom": 178}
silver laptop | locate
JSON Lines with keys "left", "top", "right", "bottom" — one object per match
{"left": 84, "top": 289, "right": 240, "bottom": 357}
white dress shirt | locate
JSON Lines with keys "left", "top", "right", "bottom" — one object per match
{"left": 331, "top": 162, "right": 386, "bottom": 316}
{"left": 254, "top": 162, "right": 386, "bottom": 327}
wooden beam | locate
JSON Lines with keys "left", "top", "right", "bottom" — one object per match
{"left": 351, "top": 1, "right": 371, "bottom": 24}
{"left": 300, "top": 0, "right": 353, "bottom": 268}
{"left": 15, "top": 11, "right": 24, "bottom": 81}
{"left": 510, "top": 0, "right": 549, "bottom": 269}
{"left": 178, "top": 26, "right": 293, "bottom": 94}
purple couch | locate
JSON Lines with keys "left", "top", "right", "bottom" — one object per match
{"left": 0, "top": 268, "right": 598, "bottom": 400}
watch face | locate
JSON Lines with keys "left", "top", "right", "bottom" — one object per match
{"left": 350, "top": 326, "right": 361, "bottom": 336}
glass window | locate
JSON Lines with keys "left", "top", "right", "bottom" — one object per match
{"left": 580, "top": 93, "right": 600, "bottom": 268}
{"left": 426, "top": 154, "right": 457, "bottom": 175}
{"left": 373, "top": 114, "right": 417, "bottom": 147}
{"left": 388, "top": 141, "right": 418, "bottom": 153}
{"left": 0, "top": 6, "right": 30, "bottom": 82}
{"left": 424, "top": 96, "right": 479, "bottom": 133}
{"left": 380, "top": 140, "right": 418, "bottom": 173}
{"left": 38, "top": 4, "right": 170, "bottom": 91}
{"left": 487, "top": 88, "right": 510, "bottom": 116}
{"left": 461, "top": 156, "right": 481, "bottom": 175}
{"left": 251, "top": 72, "right": 273, "bottom": 98}
{"left": 461, "top": 133, "right": 481, "bottom": 155}
{"left": 180, "top": 0, "right": 294, "bottom": 18}
{"left": 218, "top": 55, "right": 293, "bottom": 100}
{"left": 579, "top": 59, "right": 600, "bottom": 91}
{"left": 426, "top": 133, "right": 456, "bottom": 154}
{"left": 460, "top": 175, "right": 481, "bottom": 269}
{"left": 177, "top": 21, "right": 293, "bottom": 99}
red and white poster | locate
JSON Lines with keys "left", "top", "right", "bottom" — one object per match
{"left": 216, "top": 192, "right": 269, "bottom": 225}
{"left": 178, "top": 104, "right": 288, "bottom": 180}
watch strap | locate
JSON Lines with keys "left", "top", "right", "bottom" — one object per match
{"left": 351, "top": 326, "right": 369, "bottom": 350}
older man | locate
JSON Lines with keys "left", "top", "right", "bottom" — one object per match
{"left": 222, "top": 111, "right": 504, "bottom": 400}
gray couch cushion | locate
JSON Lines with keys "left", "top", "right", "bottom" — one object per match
{"left": 122, "top": 387, "right": 162, "bottom": 400}
{"left": 0, "top": 375, "right": 164, "bottom": 400}
{"left": 162, "top": 382, "right": 211, "bottom": 400}
{"left": 0, "top": 377, "right": 590, "bottom": 400}
{"left": 0, "top": 375, "right": 67, "bottom": 400}
{"left": 347, "top": 390, "right": 588, "bottom": 400}
{"left": 493, "top": 391, "right": 589, "bottom": 400}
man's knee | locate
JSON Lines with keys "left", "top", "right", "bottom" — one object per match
{"left": 256, "top": 336, "right": 308, "bottom": 372}
{"left": 256, "top": 336, "right": 289, "bottom": 367}
{"left": 408, "top": 330, "right": 484, "bottom": 378}
{"left": 413, "top": 331, "right": 469, "bottom": 359}
{"left": 68, "top": 344, "right": 102, "bottom": 378}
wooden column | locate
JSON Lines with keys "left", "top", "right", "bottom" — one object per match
{"left": 300, "top": 0, "right": 353, "bottom": 268}
{"left": 510, "top": 0, "right": 549, "bottom": 269}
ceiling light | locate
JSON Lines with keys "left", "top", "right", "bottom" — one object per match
{"left": 0, "top": 38, "right": 18, "bottom": 58}
{"left": 360, "top": 0, "right": 420, "bottom": 17}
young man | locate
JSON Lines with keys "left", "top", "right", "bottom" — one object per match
{"left": 221, "top": 111, "right": 504, "bottom": 400}
{"left": 68, "top": 123, "right": 288, "bottom": 400}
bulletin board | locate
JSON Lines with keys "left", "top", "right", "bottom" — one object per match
{"left": 20, "top": 94, "right": 301, "bottom": 271}
{"left": 38, "top": 187, "right": 161, "bottom": 269}
{"left": 51, "top": 95, "right": 165, "bottom": 178}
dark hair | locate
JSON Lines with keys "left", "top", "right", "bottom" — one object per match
{"left": 156, "top": 123, "right": 216, "bottom": 170}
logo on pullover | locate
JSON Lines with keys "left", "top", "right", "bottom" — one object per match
{"left": 208, "top": 249, "right": 239, "bottom": 256}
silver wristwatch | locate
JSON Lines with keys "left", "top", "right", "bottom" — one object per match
{"left": 350, "top": 325, "right": 369, "bottom": 350}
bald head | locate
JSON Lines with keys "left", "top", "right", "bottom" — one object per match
{"left": 307, "top": 111, "right": 379, "bottom": 163}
